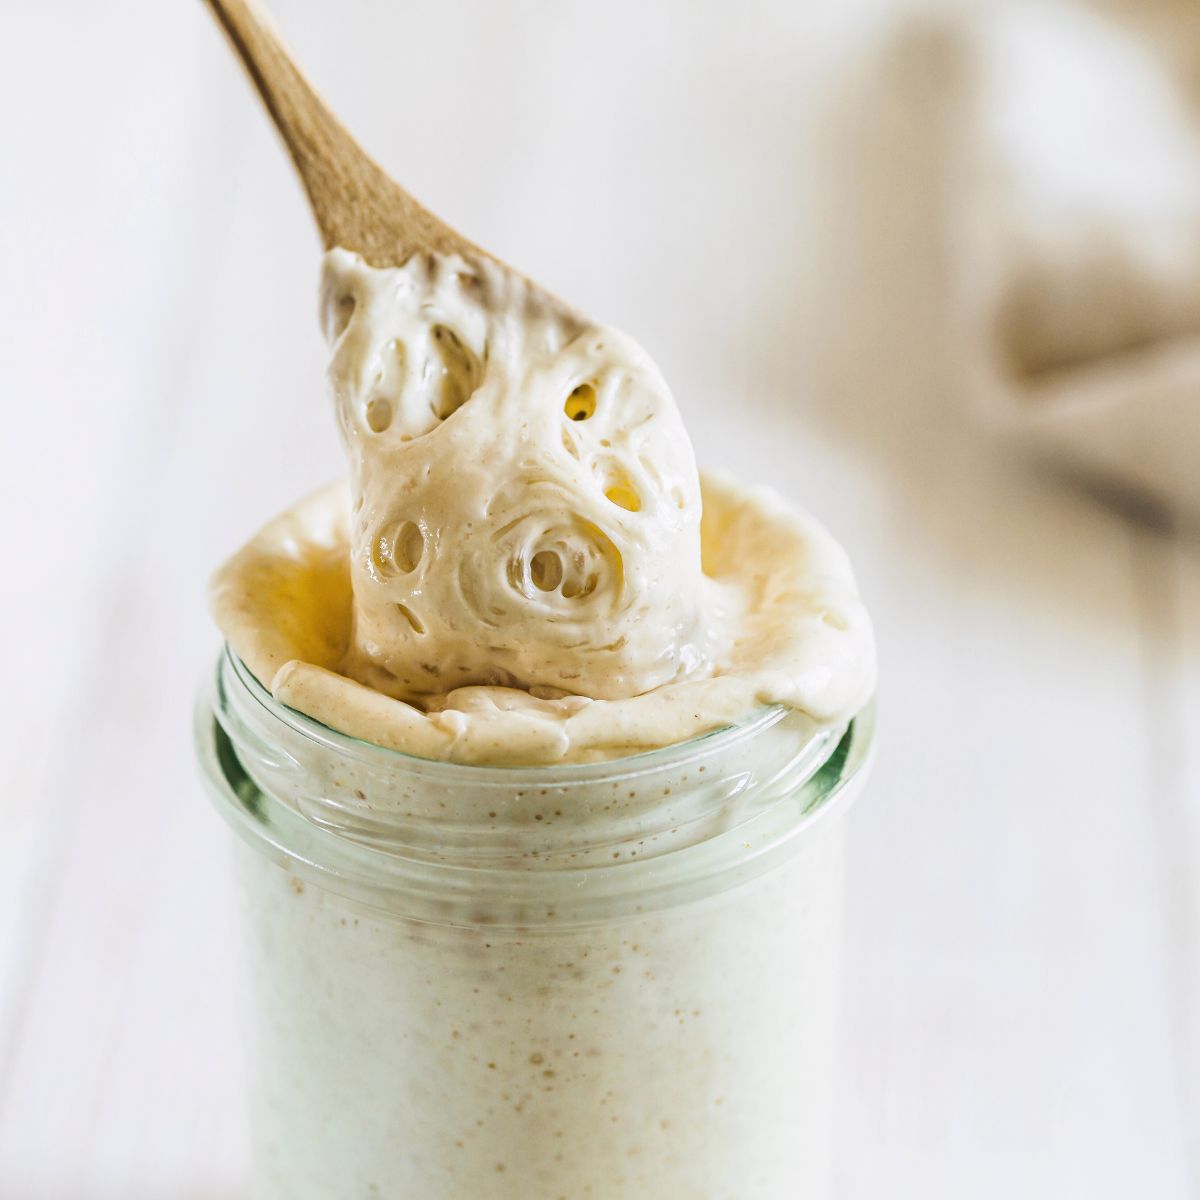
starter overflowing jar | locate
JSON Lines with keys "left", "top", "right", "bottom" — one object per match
{"left": 198, "top": 246, "right": 876, "bottom": 1199}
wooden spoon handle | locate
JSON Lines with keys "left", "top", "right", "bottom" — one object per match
{"left": 202, "top": 0, "right": 477, "bottom": 266}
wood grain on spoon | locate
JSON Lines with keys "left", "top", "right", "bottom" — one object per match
{"left": 202, "top": 0, "right": 486, "bottom": 269}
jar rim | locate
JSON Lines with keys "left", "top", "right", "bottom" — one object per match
{"left": 222, "top": 645, "right": 799, "bottom": 782}
{"left": 197, "top": 646, "right": 876, "bottom": 926}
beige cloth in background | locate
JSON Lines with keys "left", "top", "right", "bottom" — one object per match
{"left": 953, "top": 0, "right": 1200, "bottom": 519}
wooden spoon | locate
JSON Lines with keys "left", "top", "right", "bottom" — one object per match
{"left": 202, "top": 0, "right": 492, "bottom": 270}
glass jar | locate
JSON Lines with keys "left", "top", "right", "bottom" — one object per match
{"left": 196, "top": 647, "right": 874, "bottom": 1200}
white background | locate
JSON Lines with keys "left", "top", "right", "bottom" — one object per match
{"left": 0, "top": 2, "right": 1196, "bottom": 1196}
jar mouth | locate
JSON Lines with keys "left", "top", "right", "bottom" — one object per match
{"left": 197, "top": 646, "right": 875, "bottom": 926}
{"left": 224, "top": 645, "right": 801, "bottom": 781}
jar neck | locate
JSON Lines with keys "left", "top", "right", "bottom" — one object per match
{"left": 196, "top": 647, "right": 874, "bottom": 926}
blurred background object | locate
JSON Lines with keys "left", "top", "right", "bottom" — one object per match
{"left": 0, "top": 1, "right": 1196, "bottom": 1198}
{"left": 950, "top": 0, "right": 1200, "bottom": 521}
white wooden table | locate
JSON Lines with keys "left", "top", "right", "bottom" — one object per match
{"left": 1, "top": 2, "right": 1195, "bottom": 1196}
